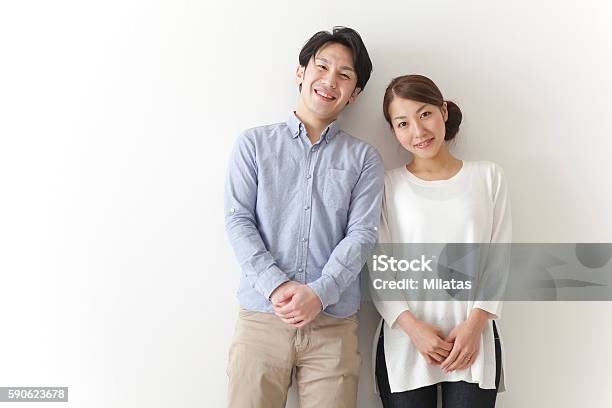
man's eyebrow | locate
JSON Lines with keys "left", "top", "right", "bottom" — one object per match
{"left": 315, "top": 57, "right": 355, "bottom": 72}
{"left": 393, "top": 104, "right": 429, "bottom": 120}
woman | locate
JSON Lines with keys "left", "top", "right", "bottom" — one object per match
{"left": 372, "top": 74, "right": 511, "bottom": 408}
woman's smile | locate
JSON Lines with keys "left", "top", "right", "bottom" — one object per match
{"left": 414, "top": 137, "right": 435, "bottom": 149}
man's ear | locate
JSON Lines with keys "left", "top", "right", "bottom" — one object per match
{"left": 296, "top": 65, "right": 305, "bottom": 93}
{"left": 347, "top": 87, "right": 362, "bottom": 105}
{"left": 296, "top": 65, "right": 305, "bottom": 85}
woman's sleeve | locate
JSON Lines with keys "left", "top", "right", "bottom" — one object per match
{"left": 370, "top": 184, "right": 412, "bottom": 329}
{"left": 473, "top": 163, "right": 512, "bottom": 318}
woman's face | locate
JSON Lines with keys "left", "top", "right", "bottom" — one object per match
{"left": 388, "top": 97, "right": 448, "bottom": 160}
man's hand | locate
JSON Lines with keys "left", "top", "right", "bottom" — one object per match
{"left": 270, "top": 281, "right": 301, "bottom": 306}
{"left": 272, "top": 284, "right": 323, "bottom": 327}
{"left": 440, "top": 308, "right": 491, "bottom": 373}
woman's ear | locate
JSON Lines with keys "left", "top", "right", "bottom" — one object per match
{"left": 442, "top": 101, "right": 448, "bottom": 122}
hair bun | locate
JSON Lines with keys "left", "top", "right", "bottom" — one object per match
{"left": 444, "top": 100, "right": 462, "bottom": 141}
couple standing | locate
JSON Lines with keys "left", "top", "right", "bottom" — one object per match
{"left": 224, "top": 26, "right": 511, "bottom": 408}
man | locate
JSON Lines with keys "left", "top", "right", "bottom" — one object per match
{"left": 224, "top": 26, "right": 384, "bottom": 408}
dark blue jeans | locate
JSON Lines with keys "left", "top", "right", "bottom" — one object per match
{"left": 375, "top": 321, "right": 502, "bottom": 408}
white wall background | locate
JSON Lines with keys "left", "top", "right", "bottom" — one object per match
{"left": 1, "top": 1, "right": 611, "bottom": 407}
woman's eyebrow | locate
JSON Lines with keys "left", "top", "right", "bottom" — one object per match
{"left": 415, "top": 103, "right": 429, "bottom": 113}
{"left": 393, "top": 104, "right": 429, "bottom": 120}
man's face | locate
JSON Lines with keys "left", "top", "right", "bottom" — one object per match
{"left": 296, "top": 42, "right": 360, "bottom": 121}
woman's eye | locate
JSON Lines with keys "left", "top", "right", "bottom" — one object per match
{"left": 341, "top": 74, "right": 350, "bottom": 79}
{"left": 398, "top": 122, "right": 407, "bottom": 128}
{"left": 317, "top": 65, "right": 327, "bottom": 70}
{"left": 420, "top": 111, "right": 431, "bottom": 119}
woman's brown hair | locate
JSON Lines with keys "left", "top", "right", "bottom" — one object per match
{"left": 383, "top": 74, "right": 462, "bottom": 141}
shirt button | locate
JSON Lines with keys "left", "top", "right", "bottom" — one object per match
{"left": 304, "top": 206, "right": 310, "bottom": 211}
{"left": 298, "top": 268, "right": 303, "bottom": 272}
{"left": 312, "top": 146, "right": 318, "bottom": 152}
{"left": 306, "top": 174, "right": 312, "bottom": 179}
{"left": 301, "top": 238, "right": 307, "bottom": 242}
{"left": 229, "top": 208, "right": 236, "bottom": 214}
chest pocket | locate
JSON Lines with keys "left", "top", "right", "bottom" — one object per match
{"left": 323, "top": 168, "right": 358, "bottom": 210}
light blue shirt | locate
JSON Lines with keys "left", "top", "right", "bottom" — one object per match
{"left": 224, "top": 112, "right": 384, "bottom": 317}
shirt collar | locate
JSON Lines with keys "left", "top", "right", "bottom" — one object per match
{"left": 287, "top": 111, "right": 302, "bottom": 138}
{"left": 286, "top": 112, "right": 340, "bottom": 143}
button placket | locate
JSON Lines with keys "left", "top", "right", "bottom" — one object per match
{"left": 295, "top": 144, "right": 318, "bottom": 283}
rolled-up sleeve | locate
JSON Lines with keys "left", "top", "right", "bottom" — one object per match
{"left": 308, "top": 146, "right": 384, "bottom": 309}
{"left": 224, "top": 132, "right": 289, "bottom": 299}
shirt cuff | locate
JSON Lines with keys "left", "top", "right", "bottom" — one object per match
{"left": 307, "top": 275, "right": 340, "bottom": 310}
{"left": 473, "top": 301, "right": 502, "bottom": 319}
{"left": 374, "top": 301, "right": 411, "bottom": 329}
{"left": 253, "top": 265, "right": 290, "bottom": 300}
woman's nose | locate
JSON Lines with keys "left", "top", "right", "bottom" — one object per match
{"left": 413, "top": 122, "right": 425, "bottom": 137}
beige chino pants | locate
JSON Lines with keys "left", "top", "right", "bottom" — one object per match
{"left": 227, "top": 307, "right": 361, "bottom": 408}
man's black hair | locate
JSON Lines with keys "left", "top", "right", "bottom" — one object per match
{"left": 298, "top": 26, "right": 373, "bottom": 92}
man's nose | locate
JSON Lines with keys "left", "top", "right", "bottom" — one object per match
{"left": 324, "top": 71, "right": 337, "bottom": 89}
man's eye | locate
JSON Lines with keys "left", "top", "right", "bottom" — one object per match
{"left": 398, "top": 122, "right": 407, "bottom": 128}
{"left": 317, "top": 65, "right": 327, "bottom": 70}
{"left": 341, "top": 74, "right": 350, "bottom": 79}
{"left": 420, "top": 111, "right": 431, "bottom": 119}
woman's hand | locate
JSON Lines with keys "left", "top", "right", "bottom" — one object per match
{"left": 396, "top": 311, "right": 454, "bottom": 365}
{"left": 440, "top": 308, "right": 491, "bottom": 373}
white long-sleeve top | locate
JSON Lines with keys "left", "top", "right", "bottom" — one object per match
{"left": 371, "top": 160, "right": 511, "bottom": 394}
